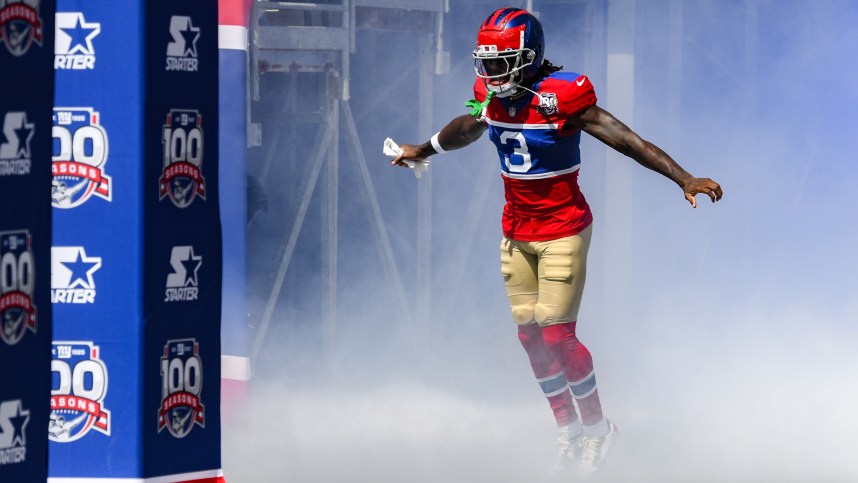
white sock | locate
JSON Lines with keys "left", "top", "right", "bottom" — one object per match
{"left": 560, "top": 420, "right": 583, "bottom": 439}
{"left": 583, "top": 418, "right": 610, "bottom": 437}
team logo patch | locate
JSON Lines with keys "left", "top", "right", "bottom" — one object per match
{"left": 537, "top": 92, "right": 558, "bottom": 115}
{"left": 54, "top": 12, "right": 100, "bottom": 70}
{"left": 0, "top": 111, "right": 34, "bottom": 176}
{"left": 51, "top": 246, "right": 101, "bottom": 304}
{"left": 165, "top": 15, "right": 199, "bottom": 72}
{"left": 52, "top": 107, "right": 112, "bottom": 208}
{"left": 50, "top": 341, "right": 111, "bottom": 442}
{"left": 159, "top": 339, "right": 204, "bottom": 438}
{"left": 165, "top": 246, "right": 201, "bottom": 302}
{"left": 0, "top": 230, "right": 36, "bottom": 346}
{"left": 0, "top": 0, "right": 43, "bottom": 57}
{"left": 0, "top": 399, "right": 29, "bottom": 466}
{"left": 159, "top": 109, "right": 206, "bottom": 208}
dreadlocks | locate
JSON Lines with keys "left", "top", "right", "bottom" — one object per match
{"left": 510, "top": 59, "right": 565, "bottom": 101}
{"left": 537, "top": 59, "right": 563, "bottom": 79}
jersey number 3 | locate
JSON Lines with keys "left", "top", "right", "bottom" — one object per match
{"left": 500, "top": 131, "right": 532, "bottom": 173}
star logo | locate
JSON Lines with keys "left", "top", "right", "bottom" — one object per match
{"left": 9, "top": 402, "right": 29, "bottom": 447}
{"left": 0, "top": 399, "right": 30, "bottom": 449}
{"left": 166, "top": 16, "right": 199, "bottom": 58}
{"left": 166, "top": 246, "right": 202, "bottom": 288}
{"left": 14, "top": 117, "right": 34, "bottom": 158}
{"left": 53, "top": 247, "right": 102, "bottom": 289}
{"left": 56, "top": 12, "right": 100, "bottom": 55}
{"left": 180, "top": 247, "right": 202, "bottom": 286}
{"left": 0, "top": 111, "right": 34, "bottom": 160}
{"left": 62, "top": 248, "right": 101, "bottom": 289}
{"left": 179, "top": 18, "right": 200, "bottom": 57}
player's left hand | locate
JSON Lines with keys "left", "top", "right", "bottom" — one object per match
{"left": 681, "top": 177, "right": 722, "bottom": 208}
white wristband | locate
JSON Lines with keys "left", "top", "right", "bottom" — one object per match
{"left": 430, "top": 132, "right": 447, "bottom": 154}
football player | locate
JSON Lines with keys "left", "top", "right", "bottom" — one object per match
{"left": 390, "top": 7, "right": 722, "bottom": 477}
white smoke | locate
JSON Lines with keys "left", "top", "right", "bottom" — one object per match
{"left": 230, "top": 1, "right": 858, "bottom": 482}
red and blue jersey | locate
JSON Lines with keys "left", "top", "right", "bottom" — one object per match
{"left": 474, "top": 72, "right": 596, "bottom": 241}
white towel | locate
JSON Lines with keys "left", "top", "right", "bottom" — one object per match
{"left": 383, "top": 137, "right": 429, "bottom": 179}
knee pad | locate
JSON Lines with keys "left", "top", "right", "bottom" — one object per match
{"left": 534, "top": 302, "right": 575, "bottom": 326}
{"left": 510, "top": 301, "right": 536, "bottom": 325}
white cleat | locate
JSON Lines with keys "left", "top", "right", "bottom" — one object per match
{"left": 549, "top": 432, "right": 582, "bottom": 478}
{"left": 577, "top": 419, "right": 619, "bottom": 477}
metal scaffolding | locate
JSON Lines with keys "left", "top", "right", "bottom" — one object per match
{"left": 247, "top": 0, "right": 449, "bottom": 369}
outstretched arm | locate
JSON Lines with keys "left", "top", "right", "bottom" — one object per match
{"left": 391, "top": 114, "right": 488, "bottom": 167}
{"left": 571, "top": 105, "right": 723, "bottom": 207}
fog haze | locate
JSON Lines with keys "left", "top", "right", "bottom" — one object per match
{"left": 225, "top": 1, "right": 858, "bottom": 481}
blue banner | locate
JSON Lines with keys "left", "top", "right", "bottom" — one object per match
{"left": 143, "top": 2, "right": 222, "bottom": 478}
{"left": 50, "top": 0, "right": 145, "bottom": 476}
{"left": 0, "top": 1, "right": 55, "bottom": 482}
{"left": 49, "top": 0, "right": 222, "bottom": 480}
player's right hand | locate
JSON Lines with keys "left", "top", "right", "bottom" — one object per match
{"left": 390, "top": 143, "right": 429, "bottom": 167}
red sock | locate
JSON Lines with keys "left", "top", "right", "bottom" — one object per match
{"left": 541, "top": 322, "right": 604, "bottom": 426}
{"left": 517, "top": 324, "right": 578, "bottom": 427}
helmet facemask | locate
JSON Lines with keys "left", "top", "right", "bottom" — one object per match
{"left": 473, "top": 44, "right": 537, "bottom": 98}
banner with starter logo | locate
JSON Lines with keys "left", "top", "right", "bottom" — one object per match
{"left": 50, "top": 0, "right": 222, "bottom": 481}
{"left": 0, "top": 1, "right": 55, "bottom": 483}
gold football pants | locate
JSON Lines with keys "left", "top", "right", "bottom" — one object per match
{"left": 500, "top": 224, "right": 592, "bottom": 326}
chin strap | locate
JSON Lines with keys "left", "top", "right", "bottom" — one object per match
{"left": 465, "top": 90, "right": 495, "bottom": 117}
{"left": 514, "top": 83, "right": 548, "bottom": 104}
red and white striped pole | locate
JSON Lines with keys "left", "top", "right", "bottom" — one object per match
{"left": 218, "top": 0, "right": 253, "bottom": 418}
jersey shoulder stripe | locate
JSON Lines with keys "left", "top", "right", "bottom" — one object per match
{"left": 501, "top": 164, "right": 581, "bottom": 180}
{"left": 484, "top": 118, "right": 558, "bottom": 130}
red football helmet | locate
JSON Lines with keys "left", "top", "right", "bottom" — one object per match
{"left": 473, "top": 8, "right": 545, "bottom": 97}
